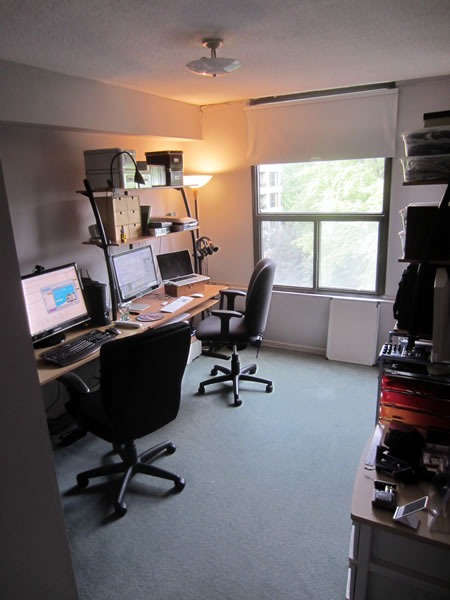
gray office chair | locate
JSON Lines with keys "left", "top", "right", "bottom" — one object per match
{"left": 196, "top": 258, "right": 276, "bottom": 406}
{"left": 59, "top": 321, "right": 191, "bottom": 517}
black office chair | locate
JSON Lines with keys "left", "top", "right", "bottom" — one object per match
{"left": 196, "top": 258, "right": 276, "bottom": 407}
{"left": 59, "top": 321, "right": 191, "bottom": 517}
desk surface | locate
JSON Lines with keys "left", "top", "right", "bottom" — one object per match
{"left": 36, "top": 284, "right": 223, "bottom": 386}
{"left": 351, "top": 427, "right": 450, "bottom": 549}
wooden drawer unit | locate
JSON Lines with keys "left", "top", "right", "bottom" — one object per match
{"left": 96, "top": 194, "right": 142, "bottom": 242}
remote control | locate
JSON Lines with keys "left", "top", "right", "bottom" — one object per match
{"left": 113, "top": 320, "right": 142, "bottom": 329}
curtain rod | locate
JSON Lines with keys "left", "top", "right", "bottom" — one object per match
{"left": 249, "top": 82, "right": 396, "bottom": 107}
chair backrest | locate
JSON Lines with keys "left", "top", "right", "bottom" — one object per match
{"left": 243, "top": 258, "right": 276, "bottom": 338}
{"left": 99, "top": 321, "right": 191, "bottom": 440}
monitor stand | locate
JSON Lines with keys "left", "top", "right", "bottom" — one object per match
{"left": 34, "top": 332, "right": 66, "bottom": 349}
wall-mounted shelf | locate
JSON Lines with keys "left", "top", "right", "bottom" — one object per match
{"left": 402, "top": 179, "right": 450, "bottom": 186}
{"left": 78, "top": 180, "right": 199, "bottom": 320}
{"left": 398, "top": 258, "right": 450, "bottom": 265}
{"left": 82, "top": 227, "right": 200, "bottom": 249}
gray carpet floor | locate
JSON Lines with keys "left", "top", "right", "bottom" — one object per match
{"left": 52, "top": 346, "right": 378, "bottom": 600}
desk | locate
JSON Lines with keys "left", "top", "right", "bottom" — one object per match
{"left": 36, "top": 284, "right": 222, "bottom": 386}
{"left": 347, "top": 428, "right": 450, "bottom": 599}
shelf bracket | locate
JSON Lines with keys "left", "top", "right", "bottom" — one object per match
{"left": 79, "top": 179, "right": 118, "bottom": 321}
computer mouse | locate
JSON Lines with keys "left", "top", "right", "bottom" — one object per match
{"left": 191, "top": 292, "right": 204, "bottom": 298}
{"left": 106, "top": 327, "right": 121, "bottom": 335}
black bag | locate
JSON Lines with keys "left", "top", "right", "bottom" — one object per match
{"left": 393, "top": 263, "right": 436, "bottom": 336}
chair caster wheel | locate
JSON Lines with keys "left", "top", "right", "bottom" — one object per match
{"left": 114, "top": 501, "right": 127, "bottom": 517}
{"left": 210, "top": 368, "right": 218, "bottom": 376}
{"left": 266, "top": 384, "right": 273, "bottom": 393}
{"left": 174, "top": 477, "right": 185, "bottom": 492}
{"left": 77, "top": 474, "right": 89, "bottom": 488}
{"left": 166, "top": 443, "right": 176, "bottom": 455}
{"left": 249, "top": 367, "right": 257, "bottom": 374}
{"left": 198, "top": 385, "right": 205, "bottom": 395}
{"left": 233, "top": 398, "right": 242, "bottom": 407}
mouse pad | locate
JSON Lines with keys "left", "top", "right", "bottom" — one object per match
{"left": 136, "top": 313, "right": 165, "bottom": 322}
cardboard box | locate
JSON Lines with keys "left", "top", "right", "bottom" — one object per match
{"left": 164, "top": 280, "right": 206, "bottom": 297}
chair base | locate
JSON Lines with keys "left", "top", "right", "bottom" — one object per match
{"left": 76, "top": 439, "right": 185, "bottom": 517}
{"left": 198, "top": 348, "right": 273, "bottom": 406}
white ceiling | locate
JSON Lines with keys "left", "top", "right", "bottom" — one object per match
{"left": 0, "top": 0, "right": 449, "bottom": 106}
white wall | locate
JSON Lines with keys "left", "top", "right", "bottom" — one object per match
{"left": 0, "top": 161, "right": 79, "bottom": 600}
{"left": 1, "top": 126, "right": 200, "bottom": 282}
{"left": 0, "top": 59, "right": 448, "bottom": 596}
{"left": 1, "top": 65, "right": 448, "bottom": 355}
{"left": 184, "top": 76, "right": 450, "bottom": 354}
{"left": 0, "top": 60, "right": 202, "bottom": 139}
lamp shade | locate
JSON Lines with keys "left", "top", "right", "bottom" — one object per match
{"left": 183, "top": 175, "right": 212, "bottom": 189}
{"left": 186, "top": 38, "right": 241, "bottom": 78}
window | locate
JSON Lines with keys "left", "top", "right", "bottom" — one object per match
{"left": 253, "top": 158, "right": 391, "bottom": 295}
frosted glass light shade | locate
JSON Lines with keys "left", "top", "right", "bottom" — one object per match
{"left": 186, "top": 38, "right": 241, "bottom": 78}
{"left": 186, "top": 57, "right": 241, "bottom": 77}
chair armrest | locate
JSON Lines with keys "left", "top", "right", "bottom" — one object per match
{"left": 210, "top": 309, "right": 243, "bottom": 338}
{"left": 219, "top": 288, "right": 246, "bottom": 310}
{"left": 58, "top": 373, "right": 91, "bottom": 395}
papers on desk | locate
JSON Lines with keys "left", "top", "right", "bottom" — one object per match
{"left": 160, "top": 296, "right": 194, "bottom": 313}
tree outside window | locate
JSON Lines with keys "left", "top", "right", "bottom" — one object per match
{"left": 253, "top": 158, "right": 391, "bottom": 295}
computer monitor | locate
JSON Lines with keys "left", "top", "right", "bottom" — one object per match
{"left": 21, "top": 263, "right": 90, "bottom": 347}
{"left": 111, "top": 245, "right": 159, "bottom": 305}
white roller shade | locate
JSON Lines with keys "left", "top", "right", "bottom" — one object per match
{"left": 245, "top": 88, "right": 398, "bottom": 164}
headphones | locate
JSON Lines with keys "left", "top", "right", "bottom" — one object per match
{"left": 195, "top": 236, "right": 219, "bottom": 259}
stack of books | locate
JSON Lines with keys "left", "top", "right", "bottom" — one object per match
{"left": 149, "top": 215, "right": 198, "bottom": 234}
{"left": 147, "top": 219, "right": 173, "bottom": 236}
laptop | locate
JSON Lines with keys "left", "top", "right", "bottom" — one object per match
{"left": 156, "top": 250, "right": 210, "bottom": 286}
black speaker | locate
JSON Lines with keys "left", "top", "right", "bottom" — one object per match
{"left": 82, "top": 279, "right": 110, "bottom": 326}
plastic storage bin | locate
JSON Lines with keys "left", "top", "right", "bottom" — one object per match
{"left": 402, "top": 126, "right": 450, "bottom": 157}
{"left": 401, "top": 154, "right": 450, "bottom": 183}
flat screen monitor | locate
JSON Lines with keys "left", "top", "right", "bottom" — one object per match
{"left": 111, "top": 245, "right": 159, "bottom": 304}
{"left": 21, "top": 263, "right": 90, "bottom": 347}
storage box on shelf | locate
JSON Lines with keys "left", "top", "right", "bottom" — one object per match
{"left": 377, "top": 343, "right": 450, "bottom": 433}
{"left": 400, "top": 125, "right": 450, "bottom": 183}
{"left": 84, "top": 147, "right": 142, "bottom": 190}
{"left": 399, "top": 203, "right": 450, "bottom": 261}
{"left": 94, "top": 194, "right": 142, "bottom": 243}
{"left": 145, "top": 150, "right": 184, "bottom": 187}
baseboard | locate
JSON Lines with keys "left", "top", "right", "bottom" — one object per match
{"left": 263, "top": 339, "right": 326, "bottom": 356}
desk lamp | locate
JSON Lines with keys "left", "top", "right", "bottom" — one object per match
{"left": 108, "top": 150, "right": 146, "bottom": 189}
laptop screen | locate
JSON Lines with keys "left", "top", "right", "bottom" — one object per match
{"left": 157, "top": 250, "right": 193, "bottom": 281}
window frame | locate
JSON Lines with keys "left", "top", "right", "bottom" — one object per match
{"left": 252, "top": 158, "right": 392, "bottom": 297}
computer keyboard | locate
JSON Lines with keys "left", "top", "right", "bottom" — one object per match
{"left": 39, "top": 329, "right": 114, "bottom": 367}
{"left": 160, "top": 296, "right": 194, "bottom": 313}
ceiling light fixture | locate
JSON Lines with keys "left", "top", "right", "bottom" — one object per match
{"left": 186, "top": 38, "right": 241, "bottom": 78}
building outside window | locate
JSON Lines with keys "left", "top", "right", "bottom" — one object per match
{"left": 253, "top": 158, "right": 391, "bottom": 295}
